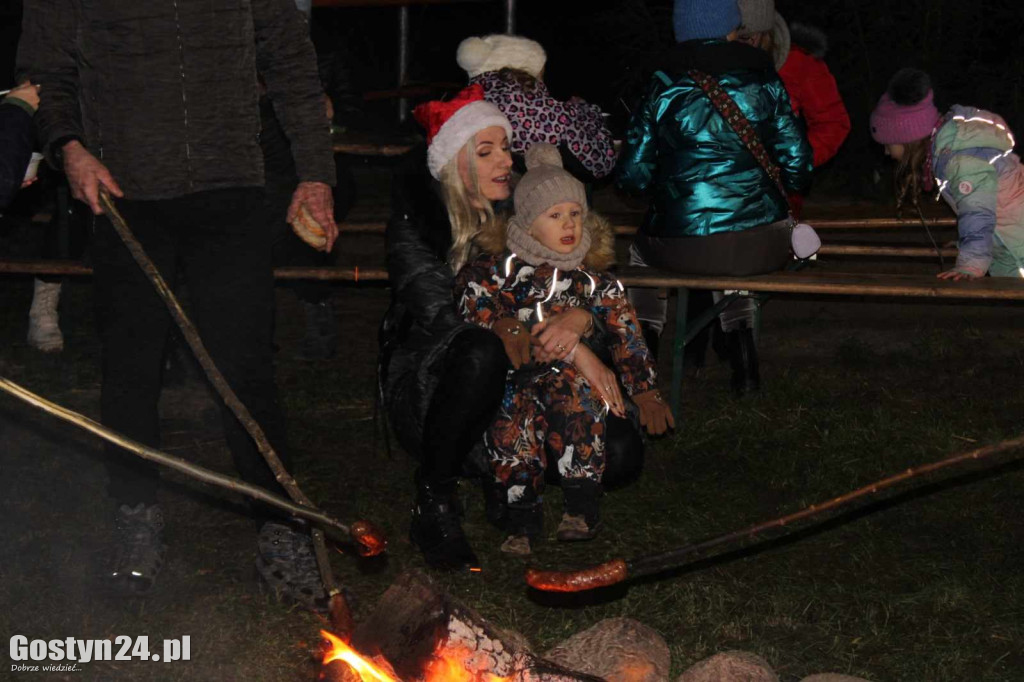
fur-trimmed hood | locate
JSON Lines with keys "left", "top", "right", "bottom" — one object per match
{"left": 474, "top": 210, "right": 617, "bottom": 272}
{"left": 790, "top": 22, "right": 828, "bottom": 59}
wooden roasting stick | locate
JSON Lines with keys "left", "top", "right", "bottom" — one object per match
{"left": 98, "top": 192, "right": 385, "bottom": 626}
{"left": 0, "top": 377, "right": 355, "bottom": 535}
{"left": 525, "top": 434, "right": 1024, "bottom": 592}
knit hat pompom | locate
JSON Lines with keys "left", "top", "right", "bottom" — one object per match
{"left": 524, "top": 142, "right": 563, "bottom": 171}
{"left": 869, "top": 68, "right": 939, "bottom": 145}
{"left": 456, "top": 34, "right": 547, "bottom": 79}
{"left": 887, "top": 68, "right": 931, "bottom": 106}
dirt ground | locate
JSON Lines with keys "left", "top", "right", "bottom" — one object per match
{"left": 1, "top": 167, "right": 1023, "bottom": 681}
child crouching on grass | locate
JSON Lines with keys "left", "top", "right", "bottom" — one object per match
{"left": 455, "top": 143, "right": 674, "bottom": 555}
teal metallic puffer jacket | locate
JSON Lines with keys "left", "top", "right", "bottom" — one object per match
{"left": 618, "top": 40, "right": 813, "bottom": 238}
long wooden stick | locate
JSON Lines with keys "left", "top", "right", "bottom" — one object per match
{"left": 98, "top": 194, "right": 385, "bottom": 612}
{"left": 525, "top": 433, "right": 1024, "bottom": 592}
{"left": 0, "top": 376, "right": 351, "bottom": 535}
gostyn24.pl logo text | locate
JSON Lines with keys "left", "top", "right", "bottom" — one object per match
{"left": 9, "top": 635, "right": 191, "bottom": 671}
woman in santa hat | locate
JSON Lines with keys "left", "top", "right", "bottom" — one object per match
{"left": 381, "top": 86, "right": 646, "bottom": 571}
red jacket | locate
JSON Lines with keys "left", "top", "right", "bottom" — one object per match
{"left": 779, "top": 46, "right": 850, "bottom": 168}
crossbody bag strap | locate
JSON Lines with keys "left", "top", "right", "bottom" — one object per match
{"left": 688, "top": 68, "right": 790, "bottom": 205}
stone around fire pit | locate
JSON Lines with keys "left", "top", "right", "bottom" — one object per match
{"left": 545, "top": 618, "right": 671, "bottom": 682}
{"left": 799, "top": 675, "right": 874, "bottom": 682}
{"left": 676, "top": 650, "right": 778, "bottom": 682}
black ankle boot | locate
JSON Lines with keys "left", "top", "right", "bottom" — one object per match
{"left": 641, "top": 322, "right": 661, "bottom": 362}
{"left": 725, "top": 324, "right": 760, "bottom": 396}
{"left": 409, "top": 476, "right": 479, "bottom": 571}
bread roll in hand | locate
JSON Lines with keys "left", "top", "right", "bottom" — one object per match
{"left": 290, "top": 205, "right": 328, "bottom": 251}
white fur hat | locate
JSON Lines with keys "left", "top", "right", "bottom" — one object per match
{"left": 456, "top": 34, "right": 547, "bottom": 79}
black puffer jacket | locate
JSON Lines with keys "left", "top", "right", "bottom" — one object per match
{"left": 18, "top": 0, "right": 334, "bottom": 200}
{"left": 379, "top": 146, "right": 480, "bottom": 437}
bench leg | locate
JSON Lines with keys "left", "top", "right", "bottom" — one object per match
{"left": 670, "top": 287, "right": 689, "bottom": 421}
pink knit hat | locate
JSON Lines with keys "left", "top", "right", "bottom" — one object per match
{"left": 870, "top": 69, "right": 940, "bottom": 145}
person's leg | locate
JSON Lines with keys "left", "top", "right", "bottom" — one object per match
{"left": 176, "top": 188, "right": 287, "bottom": 499}
{"left": 713, "top": 293, "right": 760, "bottom": 395}
{"left": 486, "top": 378, "right": 545, "bottom": 555}
{"left": 92, "top": 198, "right": 178, "bottom": 594}
{"left": 601, "top": 412, "right": 645, "bottom": 490}
{"left": 411, "top": 327, "right": 507, "bottom": 569}
{"left": 627, "top": 241, "right": 669, "bottom": 357}
{"left": 541, "top": 367, "right": 606, "bottom": 541}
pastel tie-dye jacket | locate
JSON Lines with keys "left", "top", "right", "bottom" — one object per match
{"left": 932, "top": 105, "right": 1024, "bottom": 278}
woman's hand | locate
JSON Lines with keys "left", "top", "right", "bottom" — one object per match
{"left": 937, "top": 268, "right": 980, "bottom": 282}
{"left": 493, "top": 318, "right": 531, "bottom": 369}
{"left": 531, "top": 308, "right": 592, "bottom": 363}
{"left": 571, "top": 344, "right": 625, "bottom": 418}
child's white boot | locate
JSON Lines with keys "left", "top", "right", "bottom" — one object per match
{"left": 28, "top": 279, "right": 64, "bottom": 352}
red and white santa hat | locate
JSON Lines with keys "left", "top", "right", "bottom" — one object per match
{"left": 413, "top": 84, "right": 512, "bottom": 180}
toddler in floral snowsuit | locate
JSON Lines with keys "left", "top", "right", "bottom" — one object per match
{"left": 455, "top": 144, "right": 673, "bottom": 555}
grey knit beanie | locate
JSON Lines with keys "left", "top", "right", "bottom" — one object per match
{"left": 513, "top": 143, "right": 587, "bottom": 228}
{"left": 737, "top": 0, "right": 790, "bottom": 69}
{"left": 506, "top": 143, "right": 591, "bottom": 269}
{"left": 737, "top": 0, "right": 773, "bottom": 32}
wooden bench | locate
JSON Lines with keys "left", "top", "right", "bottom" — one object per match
{"left": 615, "top": 265, "right": 1024, "bottom": 416}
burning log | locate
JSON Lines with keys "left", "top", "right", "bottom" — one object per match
{"left": 322, "top": 571, "right": 605, "bottom": 682}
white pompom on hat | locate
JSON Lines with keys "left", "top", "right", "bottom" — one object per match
{"left": 456, "top": 34, "right": 547, "bottom": 79}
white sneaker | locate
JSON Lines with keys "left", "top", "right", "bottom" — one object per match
{"left": 28, "top": 279, "right": 63, "bottom": 352}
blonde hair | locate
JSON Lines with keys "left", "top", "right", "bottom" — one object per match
{"left": 894, "top": 137, "right": 931, "bottom": 214}
{"left": 440, "top": 135, "right": 504, "bottom": 273}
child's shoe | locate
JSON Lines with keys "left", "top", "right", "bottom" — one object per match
{"left": 500, "top": 501, "right": 543, "bottom": 555}
{"left": 557, "top": 479, "right": 602, "bottom": 542}
{"left": 500, "top": 535, "right": 532, "bottom": 555}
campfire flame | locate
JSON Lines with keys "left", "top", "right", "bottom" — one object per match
{"left": 321, "top": 631, "right": 511, "bottom": 682}
{"left": 321, "top": 630, "right": 399, "bottom": 682}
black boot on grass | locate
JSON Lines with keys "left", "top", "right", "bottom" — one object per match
{"left": 409, "top": 475, "right": 479, "bottom": 572}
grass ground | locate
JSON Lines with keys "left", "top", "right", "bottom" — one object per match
{"left": 1, "top": 196, "right": 1023, "bottom": 681}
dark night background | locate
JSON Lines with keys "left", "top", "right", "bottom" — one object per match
{"left": 3, "top": 0, "right": 1021, "bottom": 189}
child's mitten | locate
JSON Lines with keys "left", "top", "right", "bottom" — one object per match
{"left": 632, "top": 390, "right": 674, "bottom": 436}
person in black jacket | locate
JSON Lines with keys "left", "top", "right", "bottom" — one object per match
{"left": 381, "top": 87, "right": 646, "bottom": 570}
{"left": 18, "top": 0, "right": 337, "bottom": 608}
{"left": 0, "top": 81, "right": 38, "bottom": 210}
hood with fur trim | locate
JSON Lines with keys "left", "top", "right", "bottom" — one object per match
{"left": 474, "top": 210, "right": 616, "bottom": 272}
{"left": 789, "top": 23, "right": 828, "bottom": 59}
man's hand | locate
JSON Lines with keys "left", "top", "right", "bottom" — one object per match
{"left": 63, "top": 140, "right": 124, "bottom": 214}
{"left": 531, "top": 307, "right": 591, "bottom": 363}
{"left": 287, "top": 181, "right": 337, "bottom": 252}
{"left": 6, "top": 81, "right": 40, "bottom": 111}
